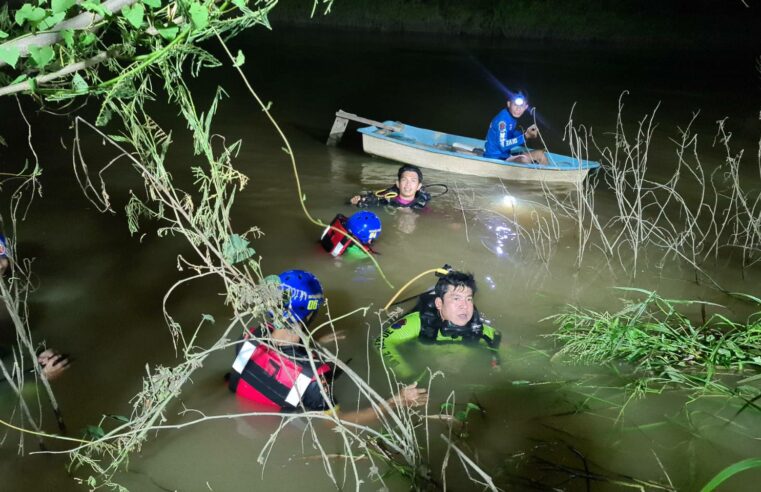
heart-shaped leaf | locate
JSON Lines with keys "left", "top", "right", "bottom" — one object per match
{"left": 29, "top": 45, "right": 55, "bottom": 69}
{"left": 122, "top": 3, "right": 145, "bottom": 28}
{"left": 233, "top": 50, "right": 245, "bottom": 67}
{"left": 39, "top": 11, "right": 66, "bottom": 30}
{"left": 60, "top": 29, "right": 74, "bottom": 47}
{"left": 157, "top": 26, "right": 178, "bottom": 40}
{"left": 188, "top": 2, "right": 209, "bottom": 30}
{"left": 15, "top": 4, "right": 47, "bottom": 26}
{"left": 51, "top": 0, "right": 76, "bottom": 14}
{"left": 72, "top": 73, "right": 88, "bottom": 92}
{"left": 81, "top": 1, "right": 109, "bottom": 17}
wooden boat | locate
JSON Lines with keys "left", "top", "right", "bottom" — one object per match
{"left": 355, "top": 121, "right": 599, "bottom": 184}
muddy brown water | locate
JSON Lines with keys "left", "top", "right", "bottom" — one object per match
{"left": 1, "top": 27, "right": 760, "bottom": 491}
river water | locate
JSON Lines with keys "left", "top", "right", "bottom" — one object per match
{"left": 1, "top": 26, "right": 760, "bottom": 490}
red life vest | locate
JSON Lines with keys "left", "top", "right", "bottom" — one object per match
{"left": 320, "top": 214, "right": 367, "bottom": 257}
{"left": 229, "top": 331, "right": 333, "bottom": 411}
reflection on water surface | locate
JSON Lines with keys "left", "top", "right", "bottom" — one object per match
{"left": 1, "top": 25, "right": 761, "bottom": 491}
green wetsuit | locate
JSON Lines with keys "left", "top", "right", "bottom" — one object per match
{"left": 376, "top": 310, "right": 500, "bottom": 379}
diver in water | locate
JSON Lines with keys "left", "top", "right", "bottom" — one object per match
{"left": 0, "top": 235, "right": 70, "bottom": 382}
{"left": 349, "top": 164, "right": 432, "bottom": 210}
{"left": 377, "top": 269, "right": 501, "bottom": 379}
{"left": 320, "top": 210, "right": 382, "bottom": 257}
{"left": 229, "top": 269, "right": 427, "bottom": 423}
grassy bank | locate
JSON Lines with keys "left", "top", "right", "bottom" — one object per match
{"left": 272, "top": 0, "right": 761, "bottom": 48}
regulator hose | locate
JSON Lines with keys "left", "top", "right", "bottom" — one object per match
{"left": 383, "top": 265, "right": 451, "bottom": 311}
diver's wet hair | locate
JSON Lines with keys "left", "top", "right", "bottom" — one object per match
{"left": 397, "top": 164, "right": 423, "bottom": 183}
{"left": 434, "top": 271, "right": 476, "bottom": 299}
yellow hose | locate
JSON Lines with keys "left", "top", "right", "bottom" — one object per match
{"left": 383, "top": 267, "right": 449, "bottom": 310}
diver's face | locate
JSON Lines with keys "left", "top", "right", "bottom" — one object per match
{"left": 396, "top": 171, "right": 421, "bottom": 200}
{"left": 507, "top": 100, "right": 528, "bottom": 119}
{"left": 435, "top": 285, "right": 474, "bottom": 327}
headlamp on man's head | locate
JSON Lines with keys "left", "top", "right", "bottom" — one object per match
{"left": 510, "top": 93, "right": 527, "bottom": 107}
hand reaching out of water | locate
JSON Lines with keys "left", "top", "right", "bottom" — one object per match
{"left": 390, "top": 382, "right": 428, "bottom": 409}
{"left": 37, "top": 349, "right": 70, "bottom": 381}
{"left": 317, "top": 330, "right": 346, "bottom": 346}
{"left": 269, "top": 328, "right": 346, "bottom": 347}
{"left": 269, "top": 328, "right": 301, "bottom": 345}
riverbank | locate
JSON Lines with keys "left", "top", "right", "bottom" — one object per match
{"left": 270, "top": 0, "right": 761, "bottom": 49}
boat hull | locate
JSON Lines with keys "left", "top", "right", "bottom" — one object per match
{"left": 358, "top": 123, "right": 599, "bottom": 184}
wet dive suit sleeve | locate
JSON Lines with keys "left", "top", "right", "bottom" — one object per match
{"left": 354, "top": 186, "right": 430, "bottom": 209}
{"left": 353, "top": 187, "right": 395, "bottom": 208}
{"left": 376, "top": 313, "right": 422, "bottom": 379}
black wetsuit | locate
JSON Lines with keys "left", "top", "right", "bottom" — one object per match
{"left": 355, "top": 185, "right": 431, "bottom": 210}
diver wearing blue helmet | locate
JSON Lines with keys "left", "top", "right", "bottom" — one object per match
{"left": 278, "top": 269, "right": 324, "bottom": 326}
{"left": 346, "top": 211, "right": 382, "bottom": 244}
{"left": 0, "top": 235, "right": 9, "bottom": 277}
{"left": 229, "top": 269, "right": 427, "bottom": 421}
{"left": 321, "top": 210, "right": 382, "bottom": 257}
{"left": 484, "top": 90, "right": 548, "bottom": 165}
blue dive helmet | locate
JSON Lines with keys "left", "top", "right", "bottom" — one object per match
{"left": 0, "top": 235, "right": 8, "bottom": 258}
{"left": 346, "top": 211, "right": 382, "bottom": 245}
{"left": 278, "top": 269, "right": 324, "bottom": 324}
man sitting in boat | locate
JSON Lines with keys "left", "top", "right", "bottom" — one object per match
{"left": 229, "top": 269, "right": 427, "bottom": 423}
{"left": 484, "top": 91, "right": 548, "bottom": 165}
{"left": 349, "top": 164, "right": 431, "bottom": 210}
{"left": 377, "top": 270, "right": 501, "bottom": 379}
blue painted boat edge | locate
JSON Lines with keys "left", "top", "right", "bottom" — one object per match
{"left": 357, "top": 123, "right": 601, "bottom": 171}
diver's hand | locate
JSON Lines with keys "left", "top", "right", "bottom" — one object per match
{"left": 390, "top": 382, "right": 428, "bottom": 409}
{"left": 524, "top": 124, "right": 539, "bottom": 139}
{"left": 270, "top": 328, "right": 300, "bottom": 345}
{"left": 317, "top": 330, "right": 346, "bottom": 346}
{"left": 505, "top": 154, "right": 532, "bottom": 164}
{"left": 490, "top": 355, "right": 502, "bottom": 372}
{"left": 37, "top": 349, "right": 70, "bottom": 381}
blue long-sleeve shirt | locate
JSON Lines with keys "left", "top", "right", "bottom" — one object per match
{"left": 484, "top": 109, "right": 525, "bottom": 159}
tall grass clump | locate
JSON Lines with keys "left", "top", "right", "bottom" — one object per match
{"left": 546, "top": 288, "right": 761, "bottom": 398}
{"left": 520, "top": 91, "right": 761, "bottom": 293}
